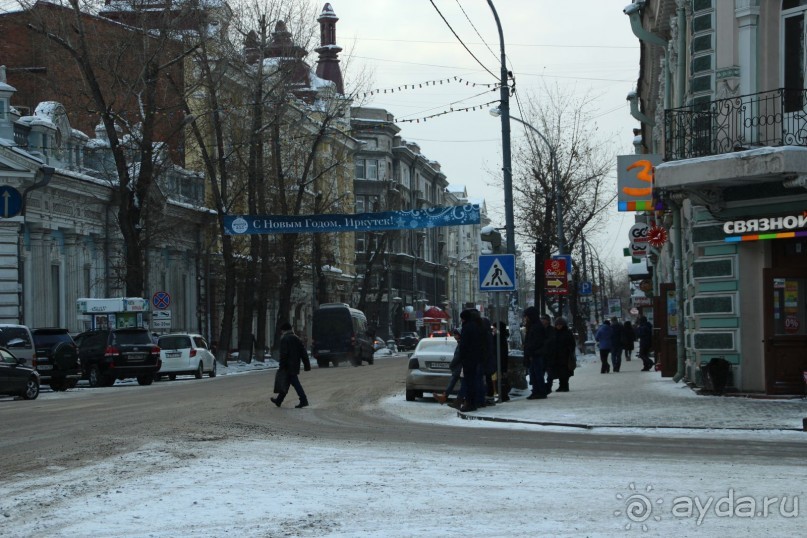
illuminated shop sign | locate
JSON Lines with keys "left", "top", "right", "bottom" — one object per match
{"left": 724, "top": 212, "right": 807, "bottom": 242}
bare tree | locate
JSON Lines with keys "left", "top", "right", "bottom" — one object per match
{"left": 512, "top": 85, "right": 617, "bottom": 317}
{"left": 23, "top": 0, "right": 200, "bottom": 296}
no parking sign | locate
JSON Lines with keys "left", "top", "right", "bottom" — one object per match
{"left": 152, "top": 291, "right": 171, "bottom": 310}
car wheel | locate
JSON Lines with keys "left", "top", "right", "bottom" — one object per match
{"left": 49, "top": 379, "right": 66, "bottom": 391}
{"left": 66, "top": 378, "right": 78, "bottom": 389}
{"left": 169, "top": 374, "right": 177, "bottom": 381}
{"left": 88, "top": 366, "right": 102, "bottom": 388}
{"left": 209, "top": 360, "right": 217, "bottom": 378}
{"left": 367, "top": 356, "right": 374, "bottom": 365}
{"left": 194, "top": 362, "right": 203, "bottom": 379}
{"left": 137, "top": 375, "right": 154, "bottom": 386}
{"left": 22, "top": 376, "right": 40, "bottom": 400}
{"left": 405, "top": 390, "right": 416, "bottom": 402}
{"left": 316, "top": 359, "right": 329, "bottom": 368}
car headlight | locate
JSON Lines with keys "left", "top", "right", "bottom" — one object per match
{"left": 408, "top": 357, "right": 420, "bottom": 369}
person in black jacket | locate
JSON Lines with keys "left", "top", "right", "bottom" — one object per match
{"left": 457, "top": 309, "right": 485, "bottom": 412}
{"left": 622, "top": 320, "right": 636, "bottom": 362}
{"left": 271, "top": 322, "right": 311, "bottom": 408}
{"left": 545, "top": 317, "right": 576, "bottom": 392}
{"left": 522, "top": 306, "right": 548, "bottom": 400}
{"left": 636, "top": 316, "right": 654, "bottom": 371}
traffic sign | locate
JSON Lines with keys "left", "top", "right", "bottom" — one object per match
{"left": 152, "top": 291, "right": 171, "bottom": 310}
{"left": 479, "top": 254, "right": 516, "bottom": 292}
{"left": 0, "top": 186, "right": 22, "bottom": 218}
{"left": 579, "top": 281, "right": 592, "bottom": 295}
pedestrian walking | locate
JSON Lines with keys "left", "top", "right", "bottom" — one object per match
{"left": 522, "top": 306, "right": 548, "bottom": 399}
{"left": 622, "top": 320, "right": 636, "bottom": 361}
{"left": 610, "top": 317, "right": 623, "bottom": 373}
{"left": 636, "top": 316, "right": 654, "bottom": 371}
{"left": 595, "top": 319, "right": 613, "bottom": 373}
{"left": 545, "top": 317, "right": 577, "bottom": 392}
{"left": 271, "top": 322, "right": 311, "bottom": 408}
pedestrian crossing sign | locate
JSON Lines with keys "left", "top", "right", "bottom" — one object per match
{"left": 479, "top": 254, "right": 516, "bottom": 292}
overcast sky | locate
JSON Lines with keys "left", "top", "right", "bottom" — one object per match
{"left": 330, "top": 0, "right": 641, "bottom": 268}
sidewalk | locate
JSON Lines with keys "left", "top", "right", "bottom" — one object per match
{"left": 462, "top": 354, "right": 807, "bottom": 431}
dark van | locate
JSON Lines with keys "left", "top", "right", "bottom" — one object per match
{"left": 311, "top": 304, "right": 374, "bottom": 368}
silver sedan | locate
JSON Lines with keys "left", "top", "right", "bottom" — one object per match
{"left": 405, "top": 337, "right": 457, "bottom": 401}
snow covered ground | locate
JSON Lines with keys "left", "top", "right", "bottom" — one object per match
{"left": 1, "top": 352, "right": 805, "bottom": 537}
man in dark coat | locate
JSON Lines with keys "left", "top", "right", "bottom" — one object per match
{"left": 609, "top": 317, "right": 623, "bottom": 373}
{"left": 636, "top": 316, "right": 654, "bottom": 371}
{"left": 522, "top": 306, "right": 548, "bottom": 399}
{"left": 271, "top": 322, "right": 311, "bottom": 408}
{"left": 457, "top": 308, "right": 485, "bottom": 412}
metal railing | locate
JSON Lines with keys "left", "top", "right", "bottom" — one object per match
{"left": 664, "top": 88, "right": 807, "bottom": 161}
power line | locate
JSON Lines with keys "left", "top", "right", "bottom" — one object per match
{"left": 427, "top": 0, "right": 498, "bottom": 80}
{"left": 356, "top": 37, "right": 637, "bottom": 50}
{"left": 454, "top": 0, "right": 500, "bottom": 64}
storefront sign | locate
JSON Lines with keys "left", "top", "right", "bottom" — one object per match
{"left": 544, "top": 259, "right": 568, "bottom": 295}
{"left": 724, "top": 212, "right": 807, "bottom": 242}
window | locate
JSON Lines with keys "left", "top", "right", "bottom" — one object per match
{"left": 356, "top": 233, "right": 366, "bottom": 253}
{"left": 356, "top": 158, "right": 379, "bottom": 180}
{"left": 355, "top": 197, "right": 364, "bottom": 214}
{"left": 784, "top": 9, "right": 806, "bottom": 112}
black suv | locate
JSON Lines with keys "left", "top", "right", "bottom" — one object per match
{"left": 396, "top": 331, "right": 420, "bottom": 351}
{"left": 31, "top": 328, "right": 81, "bottom": 391}
{"left": 76, "top": 328, "right": 161, "bottom": 387}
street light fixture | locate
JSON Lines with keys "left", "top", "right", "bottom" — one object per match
{"left": 490, "top": 107, "right": 565, "bottom": 315}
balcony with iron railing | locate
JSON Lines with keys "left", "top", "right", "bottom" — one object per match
{"left": 664, "top": 88, "right": 807, "bottom": 162}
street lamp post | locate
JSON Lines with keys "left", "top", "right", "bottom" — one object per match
{"left": 490, "top": 107, "right": 564, "bottom": 315}
{"left": 487, "top": 0, "right": 515, "bottom": 258}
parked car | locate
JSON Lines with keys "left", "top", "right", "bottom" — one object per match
{"left": 396, "top": 331, "right": 420, "bottom": 351}
{"left": 76, "top": 327, "right": 161, "bottom": 387}
{"left": 405, "top": 337, "right": 458, "bottom": 402}
{"left": 0, "top": 324, "right": 35, "bottom": 366}
{"left": 156, "top": 333, "right": 217, "bottom": 380}
{"left": 31, "top": 328, "right": 81, "bottom": 391}
{"left": 0, "top": 347, "right": 40, "bottom": 400}
{"left": 429, "top": 330, "right": 449, "bottom": 338}
{"left": 311, "top": 303, "right": 374, "bottom": 368}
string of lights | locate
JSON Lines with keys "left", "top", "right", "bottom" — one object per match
{"left": 359, "top": 75, "right": 499, "bottom": 98}
{"left": 397, "top": 99, "right": 499, "bottom": 124}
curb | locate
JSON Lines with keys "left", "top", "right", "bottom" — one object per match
{"left": 456, "top": 411, "right": 805, "bottom": 432}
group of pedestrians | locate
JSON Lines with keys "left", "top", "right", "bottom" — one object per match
{"left": 595, "top": 316, "right": 654, "bottom": 373}
{"left": 435, "top": 308, "right": 511, "bottom": 412}
{"left": 522, "top": 307, "right": 577, "bottom": 399}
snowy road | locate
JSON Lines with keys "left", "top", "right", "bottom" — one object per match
{"left": 0, "top": 356, "right": 805, "bottom": 537}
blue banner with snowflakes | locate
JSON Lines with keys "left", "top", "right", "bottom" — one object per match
{"left": 224, "top": 204, "right": 480, "bottom": 235}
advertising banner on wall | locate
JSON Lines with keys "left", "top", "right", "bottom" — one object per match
{"left": 616, "top": 154, "right": 662, "bottom": 212}
{"left": 224, "top": 204, "right": 480, "bottom": 235}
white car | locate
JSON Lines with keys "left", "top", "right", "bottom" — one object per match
{"left": 405, "top": 337, "right": 457, "bottom": 401}
{"left": 156, "top": 333, "right": 217, "bottom": 380}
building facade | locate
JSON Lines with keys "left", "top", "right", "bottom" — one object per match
{"left": 0, "top": 68, "right": 210, "bottom": 332}
{"left": 627, "top": 0, "right": 807, "bottom": 393}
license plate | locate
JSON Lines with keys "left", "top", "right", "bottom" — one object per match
{"left": 128, "top": 353, "right": 146, "bottom": 361}
{"left": 427, "top": 361, "right": 450, "bottom": 370}
{"left": 319, "top": 349, "right": 331, "bottom": 353}
{"left": 37, "top": 365, "right": 53, "bottom": 370}
{"left": 165, "top": 352, "right": 181, "bottom": 358}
